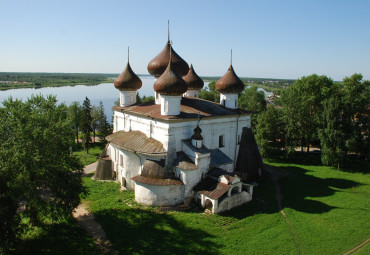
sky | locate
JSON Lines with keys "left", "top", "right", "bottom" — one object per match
{"left": 1, "top": 0, "right": 369, "bottom": 81}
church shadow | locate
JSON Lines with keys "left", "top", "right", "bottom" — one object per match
{"left": 94, "top": 208, "right": 221, "bottom": 255}
{"left": 221, "top": 164, "right": 361, "bottom": 219}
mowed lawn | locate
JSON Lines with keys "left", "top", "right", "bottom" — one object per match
{"left": 81, "top": 162, "right": 370, "bottom": 255}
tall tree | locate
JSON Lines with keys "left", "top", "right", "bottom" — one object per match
{"left": 81, "top": 97, "right": 92, "bottom": 153}
{"left": 341, "top": 73, "right": 370, "bottom": 157}
{"left": 0, "top": 96, "right": 86, "bottom": 252}
{"left": 97, "top": 101, "right": 111, "bottom": 140}
{"left": 198, "top": 81, "right": 220, "bottom": 102}
{"left": 68, "top": 101, "right": 81, "bottom": 147}
{"left": 255, "top": 106, "right": 286, "bottom": 158}
{"left": 281, "top": 74, "right": 333, "bottom": 153}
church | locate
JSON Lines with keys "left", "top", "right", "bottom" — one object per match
{"left": 94, "top": 35, "right": 263, "bottom": 214}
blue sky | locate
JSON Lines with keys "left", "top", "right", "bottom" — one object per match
{"left": 1, "top": 0, "right": 369, "bottom": 80}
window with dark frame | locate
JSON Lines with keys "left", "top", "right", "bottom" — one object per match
{"left": 219, "top": 135, "right": 224, "bottom": 148}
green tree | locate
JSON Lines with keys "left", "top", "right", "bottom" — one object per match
{"left": 0, "top": 96, "right": 86, "bottom": 253}
{"left": 81, "top": 97, "right": 92, "bottom": 153}
{"left": 198, "top": 81, "right": 220, "bottom": 102}
{"left": 318, "top": 84, "right": 346, "bottom": 167}
{"left": 136, "top": 92, "right": 142, "bottom": 104}
{"left": 238, "top": 86, "right": 266, "bottom": 130}
{"left": 341, "top": 73, "right": 370, "bottom": 157}
{"left": 141, "top": 95, "right": 155, "bottom": 103}
{"left": 97, "top": 101, "right": 111, "bottom": 140}
{"left": 68, "top": 101, "right": 81, "bottom": 147}
{"left": 280, "top": 74, "right": 333, "bottom": 154}
{"left": 255, "top": 106, "right": 286, "bottom": 158}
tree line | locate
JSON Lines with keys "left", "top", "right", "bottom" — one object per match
{"left": 199, "top": 73, "right": 369, "bottom": 168}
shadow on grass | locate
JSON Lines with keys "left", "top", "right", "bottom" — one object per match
{"left": 18, "top": 219, "right": 100, "bottom": 255}
{"left": 222, "top": 164, "right": 362, "bottom": 219}
{"left": 94, "top": 208, "right": 221, "bottom": 255}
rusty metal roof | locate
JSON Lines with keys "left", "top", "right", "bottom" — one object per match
{"left": 183, "top": 64, "right": 204, "bottom": 90}
{"left": 215, "top": 64, "right": 244, "bottom": 94}
{"left": 194, "top": 178, "right": 230, "bottom": 200}
{"left": 114, "top": 62, "right": 142, "bottom": 91}
{"left": 131, "top": 175, "right": 183, "bottom": 186}
{"left": 113, "top": 97, "right": 251, "bottom": 122}
{"left": 106, "top": 130, "right": 167, "bottom": 156}
{"left": 175, "top": 152, "right": 197, "bottom": 170}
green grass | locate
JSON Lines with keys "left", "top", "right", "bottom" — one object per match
{"left": 17, "top": 219, "right": 100, "bottom": 255}
{"left": 81, "top": 162, "right": 370, "bottom": 255}
{"left": 73, "top": 143, "right": 104, "bottom": 166}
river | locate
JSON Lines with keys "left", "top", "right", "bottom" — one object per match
{"left": 0, "top": 76, "right": 271, "bottom": 121}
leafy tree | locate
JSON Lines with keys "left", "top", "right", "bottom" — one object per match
{"left": 318, "top": 84, "right": 346, "bottom": 167}
{"left": 238, "top": 86, "right": 266, "bottom": 130}
{"left": 0, "top": 95, "right": 86, "bottom": 253}
{"left": 136, "top": 92, "right": 142, "bottom": 104}
{"left": 81, "top": 97, "right": 92, "bottom": 153}
{"left": 141, "top": 95, "right": 155, "bottom": 103}
{"left": 255, "top": 106, "right": 286, "bottom": 158}
{"left": 280, "top": 74, "right": 333, "bottom": 153}
{"left": 68, "top": 102, "right": 81, "bottom": 147}
{"left": 199, "top": 81, "right": 220, "bottom": 102}
{"left": 341, "top": 73, "right": 370, "bottom": 157}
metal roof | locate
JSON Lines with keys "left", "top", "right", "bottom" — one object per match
{"left": 175, "top": 152, "right": 198, "bottom": 170}
{"left": 194, "top": 178, "right": 231, "bottom": 200}
{"left": 131, "top": 175, "right": 183, "bottom": 186}
{"left": 210, "top": 149, "right": 233, "bottom": 167}
{"left": 106, "top": 130, "right": 167, "bottom": 156}
{"left": 113, "top": 97, "right": 251, "bottom": 122}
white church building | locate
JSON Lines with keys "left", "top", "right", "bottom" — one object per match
{"left": 96, "top": 37, "right": 263, "bottom": 214}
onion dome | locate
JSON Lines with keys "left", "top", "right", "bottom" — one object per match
{"left": 191, "top": 125, "right": 203, "bottom": 140}
{"left": 153, "top": 60, "right": 188, "bottom": 96}
{"left": 141, "top": 160, "right": 165, "bottom": 179}
{"left": 215, "top": 65, "right": 244, "bottom": 94}
{"left": 183, "top": 64, "right": 204, "bottom": 90}
{"left": 114, "top": 62, "right": 142, "bottom": 91}
{"left": 147, "top": 41, "right": 189, "bottom": 77}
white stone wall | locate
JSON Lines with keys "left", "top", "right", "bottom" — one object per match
{"left": 119, "top": 90, "right": 136, "bottom": 107}
{"left": 215, "top": 191, "right": 252, "bottom": 213}
{"left": 134, "top": 182, "right": 184, "bottom": 206}
{"left": 160, "top": 95, "right": 182, "bottom": 116}
{"left": 220, "top": 93, "right": 239, "bottom": 109}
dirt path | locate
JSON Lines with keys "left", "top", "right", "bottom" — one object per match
{"left": 73, "top": 204, "right": 117, "bottom": 255}
{"left": 343, "top": 237, "right": 370, "bottom": 255}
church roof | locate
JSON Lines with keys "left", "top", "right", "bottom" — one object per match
{"left": 114, "top": 62, "right": 142, "bottom": 91}
{"left": 147, "top": 40, "right": 189, "bottom": 77}
{"left": 182, "top": 64, "right": 204, "bottom": 90}
{"left": 112, "top": 97, "right": 251, "bottom": 122}
{"left": 175, "top": 152, "right": 197, "bottom": 170}
{"left": 106, "top": 130, "right": 167, "bottom": 156}
{"left": 215, "top": 65, "right": 244, "bottom": 94}
{"left": 153, "top": 59, "right": 188, "bottom": 96}
{"left": 193, "top": 178, "right": 230, "bottom": 200}
{"left": 210, "top": 149, "right": 233, "bottom": 167}
{"left": 131, "top": 175, "right": 183, "bottom": 186}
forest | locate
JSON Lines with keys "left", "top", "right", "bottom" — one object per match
{"left": 0, "top": 72, "right": 114, "bottom": 90}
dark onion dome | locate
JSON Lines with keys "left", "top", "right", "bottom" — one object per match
{"left": 114, "top": 62, "right": 142, "bottom": 91}
{"left": 191, "top": 125, "right": 203, "bottom": 140}
{"left": 147, "top": 41, "right": 189, "bottom": 77}
{"left": 215, "top": 65, "right": 244, "bottom": 94}
{"left": 141, "top": 160, "right": 165, "bottom": 179}
{"left": 182, "top": 64, "right": 204, "bottom": 90}
{"left": 153, "top": 60, "right": 188, "bottom": 96}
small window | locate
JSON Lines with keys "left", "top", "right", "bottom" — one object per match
{"left": 219, "top": 135, "right": 224, "bottom": 148}
{"left": 237, "top": 135, "right": 241, "bottom": 145}
{"left": 235, "top": 100, "right": 237, "bottom": 108}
